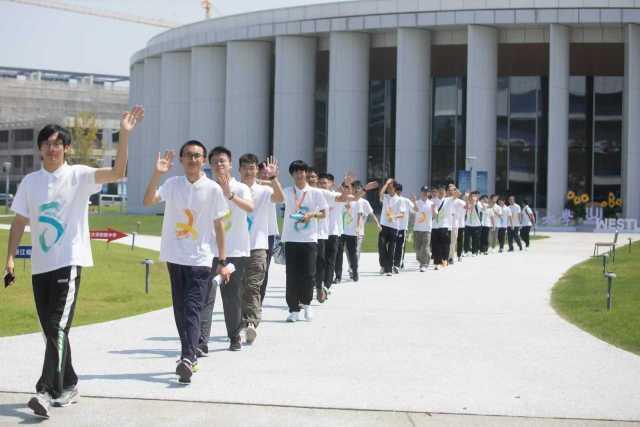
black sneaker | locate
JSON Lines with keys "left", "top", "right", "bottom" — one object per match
{"left": 392, "top": 266, "right": 399, "bottom": 274}
{"left": 28, "top": 393, "right": 50, "bottom": 418}
{"left": 176, "top": 359, "right": 193, "bottom": 384}
{"left": 195, "top": 346, "right": 208, "bottom": 358}
{"left": 229, "top": 336, "right": 241, "bottom": 351}
{"left": 352, "top": 272, "right": 359, "bottom": 282}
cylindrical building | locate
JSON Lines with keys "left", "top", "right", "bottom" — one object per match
{"left": 128, "top": 0, "right": 640, "bottom": 224}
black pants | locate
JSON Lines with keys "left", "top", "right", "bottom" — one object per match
{"left": 431, "top": 228, "right": 451, "bottom": 265}
{"left": 199, "top": 257, "right": 246, "bottom": 348}
{"left": 166, "top": 263, "right": 211, "bottom": 362}
{"left": 378, "top": 226, "right": 398, "bottom": 273}
{"left": 336, "top": 234, "right": 359, "bottom": 281}
{"left": 32, "top": 266, "right": 81, "bottom": 399}
{"left": 315, "top": 238, "right": 327, "bottom": 291}
{"left": 480, "top": 226, "right": 490, "bottom": 253}
{"left": 324, "top": 235, "right": 339, "bottom": 288}
{"left": 464, "top": 226, "right": 481, "bottom": 254}
{"left": 259, "top": 235, "right": 275, "bottom": 303}
{"left": 508, "top": 227, "right": 523, "bottom": 251}
{"left": 285, "top": 242, "right": 317, "bottom": 312}
{"left": 520, "top": 226, "right": 531, "bottom": 248}
{"left": 498, "top": 228, "right": 507, "bottom": 250}
{"left": 393, "top": 229, "right": 407, "bottom": 269}
{"left": 456, "top": 228, "right": 465, "bottom": 258}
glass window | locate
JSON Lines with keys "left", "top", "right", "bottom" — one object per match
{"left": 0, "top": 130, "right": 8, "bottom": 144}
{"left": 23, "top": 156, "right": 34, "bottom": 172}
{"left": 313, "top": 82, "right": 328, "bottom": 172}
{"left": 367, "top": 79, "right": 396, "bottom": 181}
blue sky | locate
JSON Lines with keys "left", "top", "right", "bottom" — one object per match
{"left": 0, "top": 0, "right": 346, "bottom": 76}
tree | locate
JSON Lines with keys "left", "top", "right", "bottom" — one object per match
{"left": 69, "top": 112, "right": 99, "bottom": 166}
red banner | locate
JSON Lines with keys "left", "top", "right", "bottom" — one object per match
{"left": 90, "top": 228, "right": 128, "bottom": 243}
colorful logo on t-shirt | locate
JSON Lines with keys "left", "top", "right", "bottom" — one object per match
{"left": 176, "top": 208, "right": 198, "bottom": 240}
{"left": 292, "top": 206, "right": 310, "bottom": 232}
{"left": 247, "top": 215, "right": 254, "bottom": 231}
{"left": 38, "top": 201, "right": 65, "bottom": 253}
{"left": 416, "top": 212, "right": 427, "bottom": 224}
{"left": 343, "top": 205, "right": 353, "bottom": 226}
{"left": 222, "top": 209, "right": 232, "bottom": 232}
{"left": 386, "top": 207, "right": 394, "bottom": 222}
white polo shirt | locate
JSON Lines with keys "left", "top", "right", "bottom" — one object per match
{"left": 521, "top": 205, "right": 534, "bottom": 227}
{"left": 247, "top": 182, "right": 274, "bottom": 251}
{"left": 466, "top": 201, "right": 483, "bottom": 227}
{"left": 157, "top": 174, "right": 228, "bottom": 266}
{"left": 453, "top": 198, "right": 467, "bottom": 229}
{"left": 281, "top": 185, "right": 329, "bottom": 243}
{"left": 413, "top": 199, "right": 434, "bottom": 232}
{"left": 509, "top": 203, "right": 522, "bottom": 227}
{"left": 11, "top": 163, "right": 102, "bottom": 275}
{"left": 398, "top": 196, "right": 414, "bottom": 231}
{"left": 497, "top": 205, "right": 510, "bottom": 228}
{"left": 481, "top": 203, "right": 495, "bottom": 227}
{"left": 268, "top": 202, "right": 279, "bottom": 237}
{"left": 380, "top": 194, "right": 405, "bottom": 230}
{"left": 214, "top": 177, "right": 252, "bottom": 258}
{"left": 432, "top": 197, "right": 453, "bottom": 230}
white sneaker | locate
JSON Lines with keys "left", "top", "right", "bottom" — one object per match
{"left": 379, "top": 268, "right": 385, "bottom": 275}
{"left": 52, "top": 386, "right": 78, "bottom": 407}
{"left": 286, "top": 312, "right": 299, "bottom": 323}
{"left": 303, "top": 305, "right": 314, "bottom": 321}
{"left": 419, "top": 265, "right": 425, "bottom": 272}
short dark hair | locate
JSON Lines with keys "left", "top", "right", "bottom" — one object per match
{"left": 239, "top": 153, "right": 259, "bottom": 167}
{"left": 289, "top": 160, "right": 309, "bottom": 175}
{"left": 522, "top": 199, "right": 530, "bottom": 206}
{"left": 179, "top": 140, "right": 207, "bottom": 159}
{"left": 352, "top": 180, "right": 363, "bottom": 191}
{"left": 307, "top": 167, "right": 318, "bottom": 176}
{"left": 318, "top": 172, "right": 334, "bottom": 181}
{"left": 258, "top": 161, "right": 267, "bottom": 170}
{"left": 208, "top": 146, "right": 232, "bottom": 163}
{"left": 394, "top": 182, "right": 403, "bottom": 192}
{"left": 37, "top": 124, "right": 71, "bottom": 149}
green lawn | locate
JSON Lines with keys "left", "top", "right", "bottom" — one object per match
{"left": 0, "top": 230, "right": 173, "bottom": 337}
{"left": 552, "top": 240, "right": 640, "bottom": 356}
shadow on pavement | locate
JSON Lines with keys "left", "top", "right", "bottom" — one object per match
{"left": 78, "top": 372, "right": 184, "bottom": 388}
{"left": 0, "top": 403, "right": 46, "bottom": 425}
{"left": 108, "top": 348, "right": 180, "bottom": 359}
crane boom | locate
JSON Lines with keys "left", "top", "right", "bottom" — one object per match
{"left": 4, "top": 0, "right": 180, "bottom": 28}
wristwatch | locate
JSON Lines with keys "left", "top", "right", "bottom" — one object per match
{"left": 227, "top": 192, "right": 235, "bottom": 201}
{"left": 218, "top": 258, "right": 227, "bottom": 267}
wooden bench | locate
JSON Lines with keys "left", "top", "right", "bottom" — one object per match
{"left": 593, "top": 230, "right": 619, "bottom": 263}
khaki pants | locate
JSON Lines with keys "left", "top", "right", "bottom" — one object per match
{"left": 489, "top": 227, "right": 498, "bottom": 249}
{"left": 242, "top": 249, "right": 267, "bottom": 327}
{"left": 413, "top": 230, "right": 431, "bottom": 266}
{"left": 449, "top": 227, "right": 459, "bottom": 261}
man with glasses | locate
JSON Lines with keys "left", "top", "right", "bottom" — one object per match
{"left": 5, "top": 107, "right": 144, "bottom": 417}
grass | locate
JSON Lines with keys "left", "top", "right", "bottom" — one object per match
{"left": 0, "top": 230, "right": 173, "bottom": 337}
{"left": 552, "top": 240, "right": 640, "bottom": 356}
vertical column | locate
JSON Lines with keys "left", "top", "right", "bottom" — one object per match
{"left": 547, "top": 24, "right": 570, "bottom": 220}
{"left": 395, "top": 28, "right": 431, "bottom": 191}
{"left": 465, "top": 25, "right": 498, "bottom": 193}
{"left": 623, "top": 24, "right": 640, "bottom": 221}
{"left": 126, "top": 61, "right": 145, "bottom": 213}
{"left": 327, "top": 32, "right": 370, "bottom": 181}
{"left": 273, "top": 36, "right": 317, "bottom": 183}
{"left": 225, "top": 41, "right": 273, "bottom": 160}
{"left": 190, "top": 46, "right": 226, "bottom": 147}
{"left": 161, "top": 51, "right": 191, "bottom": 158}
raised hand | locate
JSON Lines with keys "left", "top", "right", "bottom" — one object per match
{"left": 121, "top": 105, "right": 144, "bottom": 132}
{"left": 265, "top": 156, "right": 279, "bottom": 178}
{"left": 156, "top": 150, "right": 174, "bottom": 174}
{"left": 344, "top": 172, "right": 355, "bottom": 187}
{"left": 410, "top": 194, "right": 417, "bottom": 204}
{"left": 218, "top": 174, "right": 232, "bottom": 197}
{"left": 364, "top": 181, "right": 379, "bottom": 191}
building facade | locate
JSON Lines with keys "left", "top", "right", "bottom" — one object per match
{"left": 128, "top": 0, "right": 640, "bottom": 222}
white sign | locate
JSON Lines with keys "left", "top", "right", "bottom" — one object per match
{"left": 595, "top": 218, "right": 640, "bottom": 232}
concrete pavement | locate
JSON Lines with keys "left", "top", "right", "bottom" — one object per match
{"left": 1, "top": 232, "right": 639, "bottom": 425}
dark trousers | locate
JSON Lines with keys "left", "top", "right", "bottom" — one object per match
{"left": 508, "top": 227, "right": 523, "bottom": 251}
{"left": 378, "top": 226, "right": 398, "bottom": 273}
{"left": 335, "top": 236, "right": 345, "bottom": 280}
{"left": 324, "top": 235, "right": 339, "bottom": 287}
{"left": 480, "top": 226, "right": 490, "bottom": 253}
{"left": 285, "top": 242, "right": 317, "bottom": 312}
{"left": 464, "top": 226, "right": 481, "bottom": 254}
{"left": 393, "top": 229, "right": 407, "bottom": 268}
{"left": 167, "top": 263, "right": 211, "bottom": 362}
{"left": 259, "top": 235, "right": 275, "bottom": 303}
{"left": 456, "top": 228, "right": 465, "bottom": 258}
{"left": 498, "top": 228, "right": 507, "bottom": 250}
{"left": 520, "top": 226, "right": 531, "bottom": 247}
{"left": 315, "top": 238, "right": 327, "bottom": 291}
{"left": 199, "top": 257, "right": 246, "bottom": 347}
{"left": 431, "top": 228, "right": 451, "bottom": 265}
{"left": 336, "top": 234, "right": 359, "bottom": 281}
{"left": 32, "top": 266, "right": 81, "bottom": 399}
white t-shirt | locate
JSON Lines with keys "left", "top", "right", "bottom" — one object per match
{"left": 268, "top": 203, "right": 279, "bottom": 236}
{"left": 452, "top": 198, "right": 467, "bottom": 229}
{"left": 432, "top": 197, "right": 453, "bottom": 230}
{"left": 380, "top": 194, "right": 406, "bottom": 230}
{"left": 11, "top": 163, "right": 101, "bottom": 275}
{"left": 509, "top": 203, "right": 522, "bottom": 227}
{"left": 413, "top": 199, "right": 434, "bottom": 232}
{"left": 497, "top": 205, "right": 510, "bottom": 228}
{"left": 398, "top": 196, "right": 414, "bottom": 231}
{"left": 247, "top": 182, "right": 274, "bottom": 250}
{"left": 481, "top": 203, "right": 495, "bottom": 227}
{"left": 317, "top": 190, "right": 331, "bottom": 240}
{"left": 466, "top": 201, "right": 483, "bottom": 227}
{"left": 214, "top": 178, "right": 252, "bottom": 257}
{"left": 521, "top": 205, "right": 534, "bottom": 227}
{"left": 357, "top": 198, "right": 373, "bottom": 236}
{"left": 157, "top": 175, "right": 228, "bottom": 266}
{"left": 281, "top": 185, "right": 329, "bottom": 243}
{"left": 342, "top": 200, "right": 360, "bottom": 237}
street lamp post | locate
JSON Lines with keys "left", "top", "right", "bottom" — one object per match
{"left": 3, "top": 161, "right": 11, "bottom": 213}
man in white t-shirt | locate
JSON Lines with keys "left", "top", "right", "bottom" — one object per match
{"left": 378, "top": 179, "right": 406, "bottom": 276}
{"left": 354, "top": 182, "right": 380, "bottom": 260}
{"left": 4, "top": 109, "right": 144, "bottom": 416}
{"left": 257, "top": 162, "right": 280, "bottom": 303}
{"left": 282, "top": 160, "right": 329, "bottom": 322}
{"left": 507, "top": 195, "right": 523, "bottom": 251}
{"left": 239, "top": 154, "right": 284, "bottom": 345}
{"left": 489, "top": 195, "right": 500, "bottom": 252}
{"left": 520, "top": 199, "right": 536, "bottom": 249}
{"left": 464, "top": 191, "right": 482, "bottom": 256}
{"left": 451, "top": 189, "right": 467, "bottom": 263}
{"left": 479, "top": 194, "right": 493, "bottom": 255}
{"left": 431, "top": 186, "right": 454, "bottom": 269}
{"left": 200, "top": 146, "right": 254, "bottom": 353}
{"left": 411, "top": 186, "right": 434, "bottom": 272}
{"left": 496, "top": 198, "right": 509, "bottom": 252}
{"left": 393, "top": 184, "right": 414, "bottom": 272}
{"left": 144, "top": 140, "right": 230, "bottom": 383}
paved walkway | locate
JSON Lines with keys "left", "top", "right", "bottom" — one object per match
{"left": 1, "top": 231, "right": 639, "bottom": 424}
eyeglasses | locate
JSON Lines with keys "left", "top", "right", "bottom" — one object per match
{"left": 42, "top": 140, "right": 64, "bottom": 149}
{"left": 181, "top": 153, "right": 203, "bottom": 160}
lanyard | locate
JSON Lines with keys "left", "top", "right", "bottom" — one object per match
{"left": 293, "top": 187, "right": 307, "bottom": 211}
